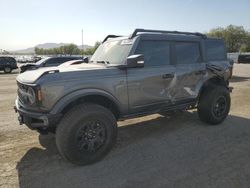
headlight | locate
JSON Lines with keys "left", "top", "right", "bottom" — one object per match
{"left": 27, "top": 87, "right": 36, "bottom": 104}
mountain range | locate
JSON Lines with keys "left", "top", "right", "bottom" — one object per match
{"left": 12, "top": 43, "right": 92, "bottom": 54}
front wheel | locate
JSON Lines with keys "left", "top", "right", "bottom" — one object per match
{"left": 198, "top": 85, "right": 230, "bottom": 125}
{"left": 56, "top": 103, "right": 117, "bottom": 165}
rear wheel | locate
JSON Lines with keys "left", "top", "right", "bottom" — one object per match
{"left": 4, "top": 67, "right": 12, "bottom": 73}
{"left": 198, "top": 85, "right": 230, "bottom": 125}
{"left": 56, "top": 103, "right": 117, "bottom": 165}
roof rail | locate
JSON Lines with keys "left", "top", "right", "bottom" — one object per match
{"left": 129, "top": 29, "right": 207, "bottom": 39}
{"left": 102, "top": 35, "right": 122, "bottom": 43}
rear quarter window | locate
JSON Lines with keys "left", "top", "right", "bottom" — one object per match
{"left": 175, "top": 42, "right": 201, "bottom": 64}
{"left": 205, "top": 40, "right": 226, "bottom": 61}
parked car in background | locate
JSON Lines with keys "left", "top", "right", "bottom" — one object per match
{"left": 19, "top": 56, "right": 82, "bottom": 73}
{"left": 238, "top": 54, "right": 250, "bottom": 64}
{"left": 32, "top": 56, "right": 42, "bottom": 63}
{"left": 0, "top": 56, "right": 18, "bottom": 73}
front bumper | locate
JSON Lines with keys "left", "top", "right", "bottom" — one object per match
{"left": 14, "top": 99, "right": 62, "bottom": 130}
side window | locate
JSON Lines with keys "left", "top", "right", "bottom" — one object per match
{"left": 175, "top": 42, "right": 201, "bottom": 64}
{"left": 205, "top": 40, "right": 226, "bottom": 61}
{"left": 63, "top": 58, "right": 74, "bottom": 63}
{"left": 6, "top": 57, "right": 14, "bottom": 63}
{"left": 44, "top": 58, "right": 59, "bottom": 67}
{"left": 135, "top": 40, "right": 170, "bottom": 66}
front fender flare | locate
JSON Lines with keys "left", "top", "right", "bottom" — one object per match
{"left": 50, "top": 89, "right": 122, "bottom": 115}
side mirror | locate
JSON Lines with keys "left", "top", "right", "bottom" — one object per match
{"left": 126, "top": 54, "right": 144, "bottom": 68}
{"left": 83, "top": 57, "right": 89, "bottom": 63}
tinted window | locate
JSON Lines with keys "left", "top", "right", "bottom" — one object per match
{"left": 135, "top": 40, "right": 170, "bottom": 66}
{"left": 238, "top": 55, "right": 250, "bottom": 63}
{"left": 63, "top": 57, "right": 79, "bottom": 62}
{"left": 0, "top": 57, "right": 15, "bottom": 64}
{"left": 44, "top": 58, "right": 60, "bottom": 67}
{"left": 6, "top": 57, "right": 16, "bottom": 63}
{"left": 175, "top": 42, "right": 201, "bottom": 64}
{"left": 45, "top": 57, "right": 78, "bottom": 67}
{"left": 205, "top": 40, "right": 226, "bottom": 61}
{"left": 57, "top": 58, "right": 69, "bottom": 64}
{"left": 0, "top": 58, "right": 4, "bottom": 63}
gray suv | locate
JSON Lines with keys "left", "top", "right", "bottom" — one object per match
{"left": 15, "top": 29, "right": 233, "bottom": 165}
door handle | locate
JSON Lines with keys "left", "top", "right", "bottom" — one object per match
{"left": 162, "top": 73, "right": 174, "bottom": 79}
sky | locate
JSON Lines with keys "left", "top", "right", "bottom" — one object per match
{"left": 0, "top": 0, "right": 249, "bottom": 51}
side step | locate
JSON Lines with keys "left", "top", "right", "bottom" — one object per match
{"left": 120, "top": 101, "right": 196, "bottom": 120}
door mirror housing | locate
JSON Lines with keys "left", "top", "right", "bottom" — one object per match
{"left": 126, "top": 54, "right": 144, "bottom": 68}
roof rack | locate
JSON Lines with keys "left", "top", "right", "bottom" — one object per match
{"left": 129, "top": 29, "right": 207, "bottom": 39}
{"left": 102, "top": 35, "right": 122, "bottom": 43}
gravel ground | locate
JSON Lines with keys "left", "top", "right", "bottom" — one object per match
{"left": 0, "top": 64, "right": 250, "bottom": 188}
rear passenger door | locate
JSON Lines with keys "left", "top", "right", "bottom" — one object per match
{"left": 127, "top": 40, "right": 176, "bottom": 113}
{"left": 172, "top": 41, "right": 206, "bottom": 101}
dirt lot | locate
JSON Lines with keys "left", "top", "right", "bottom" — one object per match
{"left": 0, "top": 64, "right": 250, "bottom": 188}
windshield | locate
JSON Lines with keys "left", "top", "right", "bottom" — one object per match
{"left": 90, "top": 39, "right": 132, "bottom": 65}
{"left": 35, "top": 57, "right": 50, "bottom": 65}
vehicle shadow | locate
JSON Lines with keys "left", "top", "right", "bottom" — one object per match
{"left": 16, "top": 112, "right": 250, "bottom": 188}
{"left": 0, "top": 72, "right": 18, "bottom": 75}
{"left": 230, "top": 75, "right": 250, "bottom": 82}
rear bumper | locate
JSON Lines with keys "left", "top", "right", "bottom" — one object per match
{"left": 14, "top": 99, "right": 62, "bottom": 130}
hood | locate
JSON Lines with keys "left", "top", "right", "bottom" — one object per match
{"left": 16, "top": 63, "right": 109, "bottom": 84}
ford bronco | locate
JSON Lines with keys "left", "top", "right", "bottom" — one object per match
{"left": 15, "top": 29, "right": 233, "bottom": 165}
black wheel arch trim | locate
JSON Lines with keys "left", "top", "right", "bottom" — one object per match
{"left": 198, "top": 76, "right": 229, "bottom": 100}
{"left": 50, "top": 89, "right": 124, "bottom": 115}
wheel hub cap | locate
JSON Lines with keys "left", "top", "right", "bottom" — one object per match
{"left": 76, "top": 121, "right": 106, "bottom": 152}
{"left": 213, "top": 96, "right": 227, "bottom": 118}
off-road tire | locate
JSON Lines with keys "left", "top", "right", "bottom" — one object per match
{"left": 198, "top": 85, "right": 230, "bottom": 125}
{"left": 56, "top": 103, "right": 117, "bottom": 165}
{"left": 4, "top": 67, "right": 12, "bottom": 73}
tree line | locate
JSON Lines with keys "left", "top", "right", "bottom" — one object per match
{"left": 34, "top": 42, "right": 101, "bottom": 55}
{"left": 207, "top": 25, "right": 250, "bottom": 52}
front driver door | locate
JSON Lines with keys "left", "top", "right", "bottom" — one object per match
{"left": 127, "top": 40, "right": 176, "bottom": 114}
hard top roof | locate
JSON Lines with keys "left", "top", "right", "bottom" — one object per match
{"left": 103, "top": 28, "right": 223, "bottom": 43}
